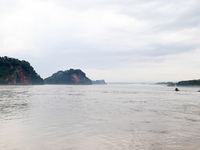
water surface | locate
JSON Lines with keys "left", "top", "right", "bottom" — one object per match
{"left": 0, "top": 84, "right": 200, "bottom": 150}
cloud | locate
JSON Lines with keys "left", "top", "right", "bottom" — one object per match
{"left": 85, "top": 48, "right": 200, "bottom": 82}
{"left": 0, "top": 0, "right": 200, "bottom": 81}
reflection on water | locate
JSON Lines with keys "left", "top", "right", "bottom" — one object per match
{"left": 0, "top": 84, "right": 200, "bottom": 150}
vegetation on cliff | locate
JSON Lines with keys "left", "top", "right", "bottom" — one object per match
{"left": 0, "top": 56, "right": 44, "bottom": 85}
{"left": 44, "top": 69, "right": 92, "bottom": 85}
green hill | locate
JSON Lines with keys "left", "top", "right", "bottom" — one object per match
{"left": 177, "top": 79, "right": 200, "bottom": 86}
{"left": 44, "top": 69, "right": 92, "bottom": 85}
{"left": 0, "top": 56, "right": 44, "bottom": 85}
{"left": 158, "top": 79, "right": 200, "bottom": 86}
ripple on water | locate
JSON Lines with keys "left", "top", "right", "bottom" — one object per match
{"left": 0, "top": 85, "right": 200, "bottom": 150}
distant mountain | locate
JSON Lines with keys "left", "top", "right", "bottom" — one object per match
{"left": 157, "top": 79, "right": 200, "bottom": 86}
{"left": 92, "top": 80, "right": 106, "bottom": 84}
{"left": 156, "top": 82, "right": 176, "bottom": 86}
{"left": 176, "top": 79, "right": 200, "bottom": 86}
{"left": 44, "top": 69, "right": 92, "bottom": 85}
{"left": 0, "top": 56, "right": 44, "bottom": 85}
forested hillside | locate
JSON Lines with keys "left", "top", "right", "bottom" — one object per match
{"left": 45, "top": 69, "right": 92, "bottom": 85}
{"left": 0, "top": 56, "right": 44, "bottom": 85}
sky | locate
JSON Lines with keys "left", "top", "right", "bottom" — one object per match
{"left": 0, "top": 0, "right": 200, "bottom": 82}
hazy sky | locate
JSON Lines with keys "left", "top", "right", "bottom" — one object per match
{"left": 0, "top": 0, "right": 200, "bottom": 82}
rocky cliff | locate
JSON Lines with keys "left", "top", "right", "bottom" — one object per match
{"left": 0, "top": 56, "right": 44, "bottom": 85}
{"left": 44, "top": 69, "right": 92, "bottom": 85}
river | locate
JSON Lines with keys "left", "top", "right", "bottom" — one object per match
{"left": 0, "top": 84, "right": 200, "bottom": 150}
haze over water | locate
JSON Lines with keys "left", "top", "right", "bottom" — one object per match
{"left": 0, "top": 84, "right": 200, "bottom": 150}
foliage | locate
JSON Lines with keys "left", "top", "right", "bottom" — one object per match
{"left": 177, "top": 79, "right": 200, "bottom": 86}
{"left": 45, "top": 69, "right": 92, "bottom": 85}
{"left": 0, "top": 56, "right": 44, "bottom": 84}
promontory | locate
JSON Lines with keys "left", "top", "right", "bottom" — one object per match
{"left": 0, "top": 56, "right": 44, "bottom": 85}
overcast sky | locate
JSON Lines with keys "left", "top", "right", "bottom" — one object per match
{"left": 0, "top": 0, "right": 200, "bottom": 82}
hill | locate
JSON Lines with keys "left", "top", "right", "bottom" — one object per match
{"left": 176, "top": 79, "right": 200, "bottom": 86}
{"left": 157, "top": 79, "right": 200, "bottom": 86}
{"left": 44, "top": 69, "right": 92, "bottom": 85}
{"left": 0, "top": 56, "right": 44, "bottom": 85}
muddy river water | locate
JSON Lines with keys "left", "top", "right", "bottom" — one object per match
{"left": 0, "top": 84, "right": 200, "bottom": 150}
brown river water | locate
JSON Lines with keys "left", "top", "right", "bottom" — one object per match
{"left": 0, "top": 84, "right": 200, "bottom": 150}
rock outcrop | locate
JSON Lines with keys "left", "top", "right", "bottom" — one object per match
{"left": 92, "top": 80, "right": 107, "bottom": 84}
{"left": 44, "top": 69, "right": 92, "bottom": 85}
{"left": 0, "top": 56, "right": 44, "bottom": 85}
{"left": 175, "top": 88, "right": 179, "bottom": 91}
